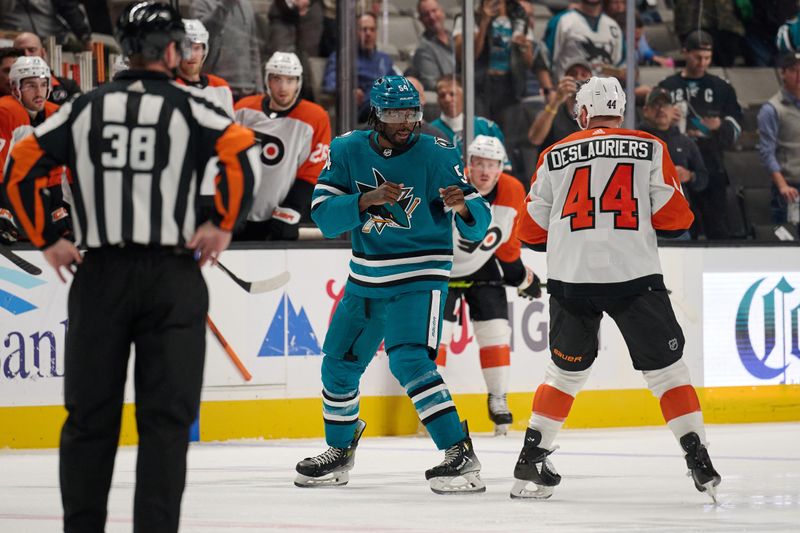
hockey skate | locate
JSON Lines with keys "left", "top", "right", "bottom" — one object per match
{"left": 488, "top": 393, "right": 513, "bottom": 436}
{"left": 680, "top": 432, "right": 721, "bottom": 503}
{"left": 294, "top": 419, "right": 367, "bottom": 487}
{"left": 425, "top": 421, "right": 485, "bottom": 494}
{"left": 510, "top": 427, "right": 561, "bottom": 499}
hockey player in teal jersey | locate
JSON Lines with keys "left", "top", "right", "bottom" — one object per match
{"left": 295, "top": 75, "right": 491, "bottom": 494}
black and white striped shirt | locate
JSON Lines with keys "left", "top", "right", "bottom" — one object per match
{"left": 5, "top": 70, "right": 258, "bottom": 249}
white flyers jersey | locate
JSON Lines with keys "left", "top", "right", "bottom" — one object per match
{"left": 234, "top": 96, "right": 332, "bottom": 221}
{"left": 451, "top": 173, "right": 526, "bottom": 278}
{"left": 547, "top": 9, "right": 624, "bottom": 80}
{"left": 176, "top": 73, "right": 234, "bottom": 117}
{"left": 518, "top": 128, "right": 694, "bottom": 297}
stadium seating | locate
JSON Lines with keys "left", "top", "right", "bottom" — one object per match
{"left": 724, "top": 150, "right": 772, "bottom": 189}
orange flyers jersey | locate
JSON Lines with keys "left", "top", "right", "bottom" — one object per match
{"left": 234, "top": 95, "right": 331, "bottom": 221}
{"left": 518, "top": 127, "right": 693, "bottom": 292}
{"left": 451, "top": 173, "right": 526, "bottom": 278}
{"left": 0, "top": 96, "right": 63, "bottom": 187}
{"left": 175, "top": 73, "right": 234, "bottom": 117}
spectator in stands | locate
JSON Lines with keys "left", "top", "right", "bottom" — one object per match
{"left": 658, "top": 30, "right": 743, "bottom": 239}
{"left": 545, "top": 0, "right": 624, "bottom": 81}
{"left": 454, "top": 0, "right": 540, "bottom": 130}
{"left": 673, "top": 0, "right": 744, "bottom": 67}
{"left": 777, "top": 6, "right": 800, "bottom": 55}
{"left": 411, "top": 0, "right": 455, "bottom": 91}
{"left": 190, "top": 0, "right": 263, "bottom": 100}
{"left": 527, "top": 60, "right": 590, "bottom": 149}
{"left": 741, "top": 0, "right": 796, "bottom": 66}
{"left": 757, "top": 52, "right": 800, "bottom": 225}
{"left": 635, "top": 14, "right": 674, "bottom": 67}
{"left": 640, "top": 87, "right": 709, "bottom": 237}
{"left": 405, "top": 75, "right": 447, "bottom": 138}
{"left": 0, "top": 47, "right": 23, "bottom": 97}
{"left": 430, "top": 75, "right": 509, "bottom": 167}
{"left": 0, "top": 0, "right": 91, "bottom": 49}
{"left": 13, "top": 33, "right": 80, "bottom": 105}
{"left": 320, "top": 0, "right": 337, "bottom": 57}
{"left": 267, "top": 0, "right": 324, "bottom": 60}
{"left": 323, "top": 12, "right": 396, "bottom": 123}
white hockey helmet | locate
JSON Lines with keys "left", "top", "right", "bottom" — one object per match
{"left": 264, "top": 51, "right": 303, "bottom": 106}
{"left": 467, "top": 135, "right": 507, "bottom": 164}
{"left": 182, "top": 19, "right": 209, "bottom": 59}
{"left": 9, "top": 56, "right": 51, "bottom": 95}
{"left": 573, "top": 76, "right": 626, "bottom": 130}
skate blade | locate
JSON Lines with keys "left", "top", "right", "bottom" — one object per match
{"left": 429, "top": 472, "right": 486, "bottom": 495}
{"left": 700, "top": 480, "right": 720, "bottom": 504}
{"left": 294, "top": 471, "right": 349, "bottom": 488}
{"left": 494, "top": 424, "right": 510, "bottom": 436}
{"left": 510, "top": 478, "right": 554, "bottom": 500}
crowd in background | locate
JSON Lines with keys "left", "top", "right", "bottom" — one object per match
{"left": 1, "top": 0, "right": 800, "bottom": 242}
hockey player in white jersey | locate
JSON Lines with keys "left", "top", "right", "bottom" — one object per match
{"left": 513, "top": 77, "right": 721, "bottom": 501}
{"left": 437, "top": 135, "right": 542, "bottom": 435}
{"left": 234, "top": 52, "right": 332, "bottom": 240}
{"left": 175, "top": 19, "right": 234, "bottom": 117}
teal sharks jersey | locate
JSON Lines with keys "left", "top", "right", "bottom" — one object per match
{"left": 311, "top": 130, "right": 491, "bottom": 298}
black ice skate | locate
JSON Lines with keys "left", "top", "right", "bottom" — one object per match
{"left": 510, "top": 427, "right": 561, "bottom": 499}
{"left": 294, "top": 419, "right": 367, "bottom": 487}
{"left": 488, "top": 393, "right": 513, "bottom": 436}
{"left": 425, "top": 421, "right": 485, "bottom": 494}
{"left": 680, "top": 432, "right": 721, "bottom": 503}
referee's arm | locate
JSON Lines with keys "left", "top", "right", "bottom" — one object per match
{"left": 4, "top": 102, "right": 73, "bottom": 250}
{"left": 191, "top": 97, "right": 258, "bottom": 232}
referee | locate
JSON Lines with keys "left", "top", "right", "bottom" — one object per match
{"left": 4, "top": 3, "right": 257, "bottom": 532}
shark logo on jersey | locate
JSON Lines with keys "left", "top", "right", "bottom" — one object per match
{"left": 578, "top": 37, "right": 614, "bottom": 67}
{"left": 356, "top": 168, "right": 420, "bottom": 234}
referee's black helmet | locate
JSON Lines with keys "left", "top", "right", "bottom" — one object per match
{"left": 115, "top": 2, "right": 186, "bottom": 61}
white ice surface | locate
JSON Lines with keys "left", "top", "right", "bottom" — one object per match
{"left": 1, "top": 423, "right": 798, "bottom": 532}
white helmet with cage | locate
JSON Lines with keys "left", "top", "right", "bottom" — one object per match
{"left": 264, "top": 51, "right": 303, "bottom": 107}
{"left": 467, "top": 135, "right": 507, "bottom": 164}
{"left": 182, "top": 19, "right": 209, "bottom": 60}
{"left": 9, "top": 56, "right": 51, "bottom": 96}
{"left": 573, "top": 76, "right": 626, "bottom": 130}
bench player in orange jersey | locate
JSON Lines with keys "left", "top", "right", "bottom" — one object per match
{"left": 512, "top": 76, "right": 721, "bottom": 502}
{"left": 436, "top": 135, "right": 542, "bottom": 435}
{"left": 0, "top": 56, "right": 71, "bottom": 244}
{"left": 233, "top": 51, "right": 331, "bottom": 240}
{"left": 175, "top": 19, "right": 234, "bottom": 117}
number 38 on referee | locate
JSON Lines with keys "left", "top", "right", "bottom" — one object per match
{"left": 3, "top": 2, "right": 258, "bottom": 532}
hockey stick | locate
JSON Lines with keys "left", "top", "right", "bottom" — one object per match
{"left": 0, "top": 244, "right": 42, "bottom": 275}
{"left": 207, "top": 315, "right": 252, "bottom": 382}
{"left": 216, "top": 261, "right": 290, "bottom": 294}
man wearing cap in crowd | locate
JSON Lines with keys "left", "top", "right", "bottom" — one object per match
{"left": 528, "top": 60, "right": 592, "bottom": 150}
{"left": 757, "top": 52, "right": 800, "bottom": 227}
{"left": 640, "top": 86, "right": 709, "bottom": 238}
{"left": 658, "top": 30, "right": 743, "bottom": 240}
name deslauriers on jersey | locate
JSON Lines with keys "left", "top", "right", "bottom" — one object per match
{"left": 547, "top": 138, "right": 654, "bottom": 170}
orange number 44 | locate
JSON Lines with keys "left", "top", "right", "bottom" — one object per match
{"left": 561, "top": 163, "right": 638, "bottom": 231}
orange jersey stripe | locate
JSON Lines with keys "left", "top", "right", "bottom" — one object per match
{"left": 659, "top": 384, "right": 701, "bottom": 422}
{"left": 215, "top": 124, "right": 255, "bottom": 231}
{"left": 532, "top": 383, "right": 574, "bottom": 422}
{"left": 479, "top": 345, "right": 511, "bottom": 368}
{"left": 234, "top": 94, "right": 265, "bottom": 112}
{"left": 494, "top": 173, "right": 526, "bottom": 263}
{"left": 5, "top": 136, "right": 49, "bottom": 248}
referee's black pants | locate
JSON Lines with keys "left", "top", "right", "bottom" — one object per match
{"left": 60, "top": 246, "right": 208, "bottom": 533}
